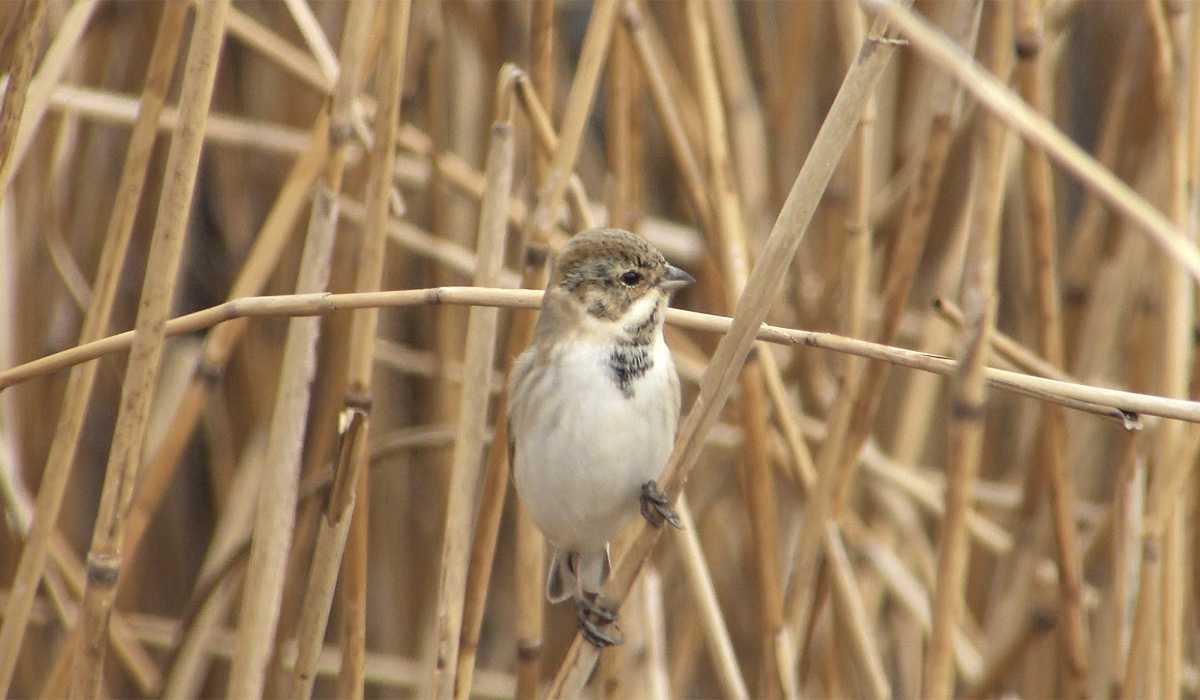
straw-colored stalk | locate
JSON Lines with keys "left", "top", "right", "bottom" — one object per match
{"left": 1014, "top": 2, "right": 1088, "bottom": 695}
{"left": 7, "top": 286, "right": 1200, "bottom": 424}
{"left": 516, "top": 6, "right": 554, "bottom": 696}
{"left": 0, "top": 0, "right": 47, "bottom": 187}
{"left": 68, "top": 2, "right": 230, "bottom": 696}
{"left": 684, "top": 1, "right": 785, "bottom": 696}
{"left": 121, "top": 115, "right": 331, "bottom": 578}
{"left": 283, "top": 3, "right": 400, "bottom": 699}
{"left": 0, "top": 0, "right": 91, "bottom": 192}
{"left": 429, "top": 76, "right": 514, "bottom": 700}
{"left": 783, "top": 0, "right": 975, "bottom": 674}
{"left": 526, "top": 0, "right": 618, "bottom": 241}
{"left": 0, "top": 2, "right": 187, "bottom": 695}
{"left": 864, "top": 0, "right": 1200, "bottom": 283}
{"left": 224, "top": 83, "right": 344, "bottom": 700}
{"left": 1121, "top": 4, "right": 1194, "bottom": 698}
{"left": 924, "top": 4, "right": 1007, "bottom": 695}
{"left": 336, "top": 5, "right": 410, "bottom": 698}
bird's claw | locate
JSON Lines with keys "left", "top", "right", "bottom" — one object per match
{"left": 576, "top": 595, "right": 622, "bottom": 648}
{"left": 640, "top": 480, "right": 682, "bottom": 529}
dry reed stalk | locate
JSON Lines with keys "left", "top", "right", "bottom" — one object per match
{"left": 46, "top": 84, "right": 312, "bottom": 155}
{"left": 223, "top": 3, "right": 332, "bottom": 93}
{"left": 10, "top": 287, "right": 1200, "bottom": 426}
{"left": 967, "top": 610, "right": 1056, "bottom": 700}
{"left": 853, "top": 531, "right": 983, "bottom": 682}
{"left": 707, "top": 0, "right": 770, "bottom": 234}
{"left": 66, "top": 2, "right": 230, "bottom": 697}
{"left": 515, "top": 8, "right": 554, "bottom": 697}
{"left": 453, "top": 401, "right": 509, "bottom": 700}
{"left": 429, "top": 64, "right": 513, "bottom": 700}
{"left": 1121, "top": 5, "right": 1195, "bottom": 698}
{"left": 606, "top": 17, "right": 637, "bottom": 231}
{"left": 832, "top": 0, "right": 982, "bottom": 516}
{"left": 783, "top": 0, "right": 977, "bottom": 674}
{"left": 224, "top": 182, "right": 337, "bottom": 699}
{"left": 924, "top": 5, "right": 1008, "bottom": 696}
{"left": 0, "top": 587, "right": 522, "bottom": 698}
{"left": 825, "top": 524, "right": 890, "bottom": 700}
{"left": 281, "top": 0, "right": 338, "bottom": 83}
{"left": 544, "top": 10, "right": 907, "bottom": 696}
{"left": 162, "top": 432, "right": 265, "bottom": 699}
{"left": 620, "top": 0, "right": 712, "bottom": 232}
{"left": 865, "top": 0, "right": 1200, "bottom": 283}
{"left": 0, "top": 0, "right": 88, "bottom": 193}
{"left": 224, "top": 85, "right": 341, "bottom": 700}
{"left": 0, "top": 2, "right": 188, "bottom": 695}
{"left": 336, "top": 473, "right": 369, "bottom": 700}
{"left": 672, "top": 496, "right": 750, "bottom": 700}
{"left": 1060, "top": 33, "right": 1137, "bottom": 302}
{"left": 0, "top": 0, "right": 47, "bottom": 188}
{"left": 334, "top": 4, "right": 411, "bottom": 698}
{"left": 29, "top": 536, "right": 163, "bottom": 695}
{"left": 121, "top": 114, "right": 330, "bottom": 573}
{"left": 1013, "top": 3, "right": 1088, "bottom": 693}
{"left": 684, "top": 1, "right": 785, "bottom": 695}
{"left": 279, "top": 4, "right": 388, "bottom": 697}
{"left": 526, "top": 0, "right": 617, "bottom": 242}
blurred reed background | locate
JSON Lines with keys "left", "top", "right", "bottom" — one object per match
{"left": 0, "top": 0, "right": 1198, "bottom": 698}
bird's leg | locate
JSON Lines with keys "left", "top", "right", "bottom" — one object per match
{"left": 640, "top": 480, "right": 683, "bottom": 529}
{"left": 571, "top": 553, "right": 622, "bottom": 648}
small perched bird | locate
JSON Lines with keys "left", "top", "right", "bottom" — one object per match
{"left": 508, "top": 227, "right": 693, "bottom": 647}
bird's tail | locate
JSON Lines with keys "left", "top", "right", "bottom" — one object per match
{"left": 546, "top": 547, "right": 611, "bottom": 604}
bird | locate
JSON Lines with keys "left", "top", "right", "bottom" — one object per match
{"left": 508, "top": 227, "right": 694, "bottom": 648}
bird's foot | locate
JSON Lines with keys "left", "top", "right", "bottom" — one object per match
{"left": 640, "top": 480, "right": 682, "bottom": 529}
{"left": 576, "top": 594, "right": 622, "bottom": 648}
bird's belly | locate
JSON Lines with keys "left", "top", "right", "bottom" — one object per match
{"left": 513, "top": 349, "right": 675, "bottom": 552}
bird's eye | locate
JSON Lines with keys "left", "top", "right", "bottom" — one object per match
{"left": 619, "top": 270, "right": 641, "bottom": 286}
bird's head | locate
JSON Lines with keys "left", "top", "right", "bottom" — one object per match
{"left": 550, "top": 228, "right": 694, "bottom": 335}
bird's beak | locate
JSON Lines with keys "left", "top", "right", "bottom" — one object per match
{"left": 659, "top": 264, "right": 695, "bottom": 291}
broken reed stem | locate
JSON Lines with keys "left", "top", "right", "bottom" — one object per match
{"left": 543, "top": 9, "right": 907, "bottom": 696}
{"left": 0, "top": 2, "right": 189, "bottom": 695}
{"left": 280, "top": 4, "right": 374, "bottom": 696}
{"left": 1014, "top": 2, "right": 1088, "bottom": 695}
{"left": 225, "top": 103, "right": 341, "bottom": 700}
{"left": 924, "top": 5, "right": 1005, "bottom": 696}
{"left": 338, "top": 4, "right": 410, "bottom": 699}
{"left": 69, "top": 2, "right": 231, "bottom": 697}
{"left": 430, "top": 71, "right": 513, "bottom": 700}
{"left": 864, "top": 0, "right": 1200, "bottom": 284}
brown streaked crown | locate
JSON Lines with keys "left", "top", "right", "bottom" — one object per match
{"left": 552, "top": 227, "right": 670, "bottom": 322}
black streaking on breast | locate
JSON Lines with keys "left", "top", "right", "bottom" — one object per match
{"left": 608, "top": 343, "right": 653, "bottom": 399}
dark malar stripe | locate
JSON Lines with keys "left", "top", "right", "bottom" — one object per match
{"left": 624, "top": 304, "right": 660, "bottom": 344}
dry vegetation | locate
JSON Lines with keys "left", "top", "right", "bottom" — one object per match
{"left": 0, "top": 0, "right": 1198, "bottom": 698}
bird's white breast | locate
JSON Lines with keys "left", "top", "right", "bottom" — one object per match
{"left": 510, "top": 335, "right": 678, "bottom": 554}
